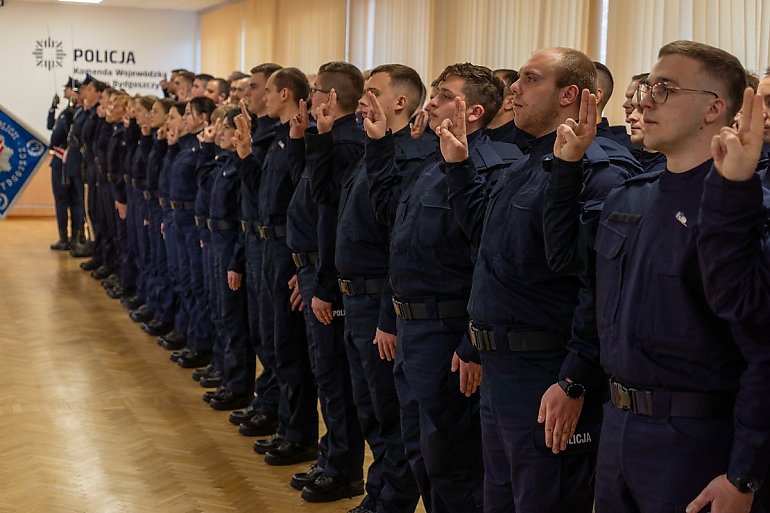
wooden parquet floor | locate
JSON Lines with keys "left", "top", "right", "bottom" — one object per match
{"left": 0, "top": 218, "right": 371, "bottom": 513}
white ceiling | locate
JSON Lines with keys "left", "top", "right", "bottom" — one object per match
{"left": 10, "top": 0, "right": 230, "bottom": 12}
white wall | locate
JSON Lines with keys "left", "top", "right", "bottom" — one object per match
{"left": 0, "top": 2, "right": 198, "bottom": 139}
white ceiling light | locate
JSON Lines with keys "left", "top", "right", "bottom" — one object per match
{"left": 59, "top": 0, "right": 103, "bottom": 4}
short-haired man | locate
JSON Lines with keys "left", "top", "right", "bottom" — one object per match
{"left": 594, "top": 61, "right": 634, "bottom": 151}
{"left": 204, "top": 78, "right": 230, "bottom": 105}
{"left": 174, "top": 71, "right": 195, "bottom": 102}
{"left": 625, "top": 74, "right": 667, "bottom": 173}
{"left": 486, "top": 68, "right": 520, "bottom": 144}
{"left": 438, "top": 48, "right": 637, "bottom": 513}
{"left": 367, "top": 62, "right": 522, "bottom": 513}
{"left": 225, "top": 62, "right": 284, "bottom": 437}
{"left": 228, "top": 75, "right": 249, "bottom": 105}
{"left": 191, "top": 74, "right": 213, "bottom": 99}
{"left": 342, "top": 63, "right": 436, "bottom": 513}
{"left": 543, "top": 40, "right": 770, "bottom": 513}
{"left": 286, "top": 60, "right": 367, "bottom": 503}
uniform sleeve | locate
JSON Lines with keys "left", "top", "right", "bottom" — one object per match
{"left": 286, "top": 137, "right": 306, "bottom": 186}
{"left": 228, "top": 232, "right": 247, "bottom": 274}
{"left": 697, "top": 169, "right": 770, "bottom": 324}
{"left": 378, "top": 275, "right": 397, "bottom": 335}
{"left": 313, "top": 204, "right": 340, "bottom": 302}
{"left": 444, "top": 158, "right": 490, "bottom": 247}
{"left": 306, "top": 131, "right": 364, "bottom": 207}
{"left": 365, "top": 133, "right": 402, "bottom": 227}
{"left": 543, "top": 158, "right": 590, "bottom": 274}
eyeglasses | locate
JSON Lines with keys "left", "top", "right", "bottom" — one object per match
{"left": 637, "top": 82, "right": 718, "bottom": 105}
{"left": 310, "top": 87, "right": 331, "bottom": 95}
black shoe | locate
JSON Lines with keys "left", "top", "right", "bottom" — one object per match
{"left": 265, "top": 441, "right": 318, "bottom": 466}
{"left": 106, "top": 285, "right": 123, "bottom": 299}
{"left": 301, "top": 475, "right": 365, "bottom": 503}
{"left": 50, "top": 239, "right": 70, "bottom": 251}
{"left": 159, "top": 333, "right": 187, "bottom": 351}
{"left": 253, "top": 433, "right": 285, "bottom": 455}
{"left": 228, "top": 405, "right": 258, "bottom": 425}
{"left": 141, "top": 320, "right": 172, "bottom": 337}
{"left": 198, "top": 370, "right": 223, "bottom": 388}
{"left": 239, "top": 412, "right": 279, "bottom": 437}
{"left": 210, "top": 390, "right": 253, "bottom": 411}
{"left": 290, "top": 463, "right": 324, "bottom": 491}
{"left": 177, "top": 350, "right": 211, "bottom": 369}
{"left": 129, "top": 306, "right": 154, "bottom": 323}
{"left": 101, "top": 274, "right": 119, "bottom": 289}
{"left": 121, "top": 295, "right": 144, "bottom": 310}
{"left": 203, "top": 387, "right": 227, "bottom": 404}
{"left": 347, "top": 507, "right": 375, "bottom": 513}
{"left": 80, "top": 259, "right": 99, "bottom": 271}
{"left": 69, "top": 241, "right": 93, "bottom": 258}
{"left": 192, "top": 364, "right": 214, "bottom": 382}
{"left": 170, "top": 348, "right": 192, "bottom": 362}
{"left": 91, "top": 266, "right": 111, "bottom": 280}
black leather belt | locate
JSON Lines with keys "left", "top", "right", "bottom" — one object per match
{"left": 240, "top": 220, "right": 260, "bottom": 234}
{"left": 468, "top": 322, "right": 564, "bottom": 352}
{"left": 609, "top": 379, "right": 735, "bottom": 418}
{"left": 132, "top": 178, "right": 146, "bottom": 188}
{"left": 338, "top": 277, "right": 385, "bottom": 296}
{"left": 170, "top": 200, "right": 195, "bottom": 211}
{"left": 207, "top": 218, "right": 239, "bottom": 232}
{"left": 392, "top": 298, "right": 468, "bottom": 320}
{"left": 257, "top": 224, "right": 287, "bottom": 241}
{"left": 158, "top": 197, "right": 169, "bottom": 208}
{"left": 292, "top": 251, "right": 318, "bottom": 268}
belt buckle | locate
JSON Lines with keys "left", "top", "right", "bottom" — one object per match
{"left": 468, "top": 323, "right": 494, "bottom": 351}
{"left": 194, "top": 216, "right": 201, "bottom": 227}
{"left": 170, "top": 200, "right": 178, "bottom": 210}
{"left": 392, "top": 298, "right": 413, "bottom": 320}
{"left": 338, "top": 279, "right": 354, "bottom": 296}
{"left": 292, "top": 253, "right": 303, "bottom": 268}
{"left": 240, "top": 220, "right": 248, "bottom": 233}
{"left": 613, "top": 382, "right": 633, "bottom": 411}
{"left": 258, "top": 226, "right": 269, "bottom": 240}
{"left": 206, "top": 219, "right": 214, "bottom": 231}
{"left": 143, "top": 191, "right": 151, "bottom": 200}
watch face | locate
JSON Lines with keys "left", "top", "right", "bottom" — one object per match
{"left": 566, "top": 384, "right": 584, "bottom": 399}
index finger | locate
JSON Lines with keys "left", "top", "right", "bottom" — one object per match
{"left": 738, "top": 86, "right": 762, "bottom": 142}
{"left": 299, "top": 99, "right": 308, "bottom": 120}
{"left": 577, "top": 89, "right": 591, "bottom": 126}
{"left": 454, "top": 97, "right": 467, "bottom": 134}
{"left": 328, "top": 89, "right": 337, "bottom": 111}
{"left": 240, "top": 100, "right": 250, "bottom": 119}
{"left": 368, "top": 91, "right": 385, "bottom": 119}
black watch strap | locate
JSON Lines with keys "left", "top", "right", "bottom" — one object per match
{"left": 727, "top": 474, "right": 762, "bottom": 494}
{"left": 558, "top": 379, "right": 585, "bottom": 400}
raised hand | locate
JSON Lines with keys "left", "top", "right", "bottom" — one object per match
{"left": 233, "top": 101, "right": 253, "bottom": 159}
{"left": 315, "top": 89, "right": 337, "bottom": 134}
{"left": 362, "top": 91, "right": 388, "bottom": 140}
{"left": 410, "top": 109, "right": 428, "bottom": 140}
{"left": 711, "top": 87, "right": 764, "bottom": 182}
{"left": 166, "top": 124, "right": 179, "bottom": 145}
{"left": 435, "top": 96, "right": 469, "bottom": 163}
{"left": 201, "top": 118, "right": 219, "bottom": 144}
{"left": 157, "top": 124, "right": 167, "bottom": 141}
{"left": 289, "top": 99, "right": 309, "bottom": 139}
{"left": 553, "top": 88, "right": 597, "bottom": 162}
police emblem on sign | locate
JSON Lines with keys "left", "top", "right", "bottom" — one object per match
{"left": 32, "top": 37, "right": 66, "bottom": 71}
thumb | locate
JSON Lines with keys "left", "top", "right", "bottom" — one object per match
{"left": 451, "top": 353, "right": 460, "bottom": 373}
{"left": 537, "top": 395, "right": 547, "bottom": 424}
{"left": 685, "top": 488, "right": 712, "bottom": 513}
{"left": 363, "top": 117, "right": 374, "bottom": 132}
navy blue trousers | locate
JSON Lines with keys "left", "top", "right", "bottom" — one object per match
{"left": 202, "top": 235, "right": 225, "bottom": 372}
{"left": 244, "top": 233, "right": 279, "bottom": 418}
{"left": 147, "top": 203, "right": 176, "bottom": 326}
{"left": 173, "top": 210, "right": 211, "bottom": 352}
{"left": 50, "top": 163, "right": 84, "bottom": 239}
{"left": 480, "top": 350, "right": 597, "bottom": 513}
{"left": 596, "top": 404, "right": 765, "bottom": 513}
{"left": 212, "top": 230, "right": 253, "bottom": 396}
{"left": 343, "top": 293, "right": 421, "bottom": 513}
{"left": 396, "top": 315, "right": 483, "bottom": 513}
{"left": 297, "top": 266, "right": 364, "bottom": 481}
{"left": 262, "top": 240, "right": 316, "bottom": 446}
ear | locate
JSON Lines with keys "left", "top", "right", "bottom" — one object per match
{"left": 393, "top": 94, "right": 408, "bottom": 115}
{"left": 280, "top": 87, "right": 289, "bottom": 101}
{"left": 466, "top": 104, "right": 485, "bottom": 124}
{"left": 502, "top": 94, "right": 515, "bottom": 112}
{"left": 704, "top": 97, "right": 728, "bottom": 125}
{"left": 559, "top": 84, "right": 581, "bottom": 108}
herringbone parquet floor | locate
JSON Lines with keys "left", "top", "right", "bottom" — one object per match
{"left": 0, "top": 218, "right": 374, "bottom": 513}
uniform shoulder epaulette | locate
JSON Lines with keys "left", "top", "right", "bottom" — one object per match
{"left": 488, "top": 141, "right": 524, "bottom": 163}
{"left": 396, "top": 136, "right": 429, "bottom": 162}
{"left": 588, "top": 137, "right": 642, "bottom": 174}
{"left": 471, "top": 141, "right": 523, "bottom": 170}
{"left": 333, "top": 125, "right": 366, "bottom": 146}
{"left": 621, "top": 169, "right": 665, "bottom": 186}
{"left": 253, "top": 130, "right": 276, "bottom": 145}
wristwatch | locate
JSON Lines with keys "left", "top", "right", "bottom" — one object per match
{"left": 727, "top": 474, "right": 762, "bottom": 494}
{"left": 558, "top": 379, "right": 585, "bottom": 400}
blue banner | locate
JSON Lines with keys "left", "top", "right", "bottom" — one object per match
{"left": 0, "top": 103, "right": 48, "bottom": 219}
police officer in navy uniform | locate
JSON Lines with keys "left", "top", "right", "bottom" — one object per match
{"left": 48, "top": 77, "right": 79, "bottom": 251}
{"left": 367, "top": 63, "right": 521, "bottom": 513}
{"left": 286, "top": 61, "right": 367, "bottom": 502}
{"left": 226, "top": 63, "right": 283, "bottom": 432}
{"left": 542, "top": 40, "right": 770, "bottom": 513}
{"left": 436, "top": 49, "right": 638, "bottom": 513}
{"left": 593, "top": 62, "right": 635, "bottom": 152}
{"left": 344, "top": 64, "right": 436, "bottom": 513}
{"left": 230, "top": 68, "right": 314, "bottom": 469}
{"left": 625, "top": 75, "right": 668, "bottom": 174}
{"left": 485, "top": 69, "right": 519, "bottom": 145}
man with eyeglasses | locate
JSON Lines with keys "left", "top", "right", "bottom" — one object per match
{"left": 543, "top": 40, "right": 770, "bottom": 512}
{"left": 624, "top": 73, "right": 667, "bottom": 173}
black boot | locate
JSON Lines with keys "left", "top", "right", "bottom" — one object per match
{"left": 50, "top": 238, "right": 70, "bottom": 251}
{"left": 69, "top": 231, "right": 93, "bottom": 258}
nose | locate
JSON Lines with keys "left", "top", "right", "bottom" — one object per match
{"left": 510, "top": 79, "right": 521, "bottom": 96}
{"left": 638, "top": 85, "right": 654, "bottom": 111}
